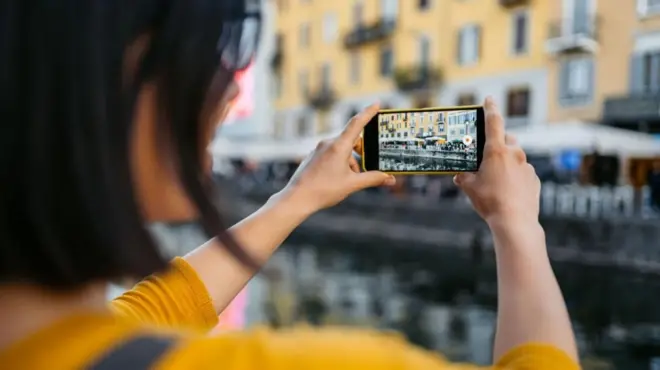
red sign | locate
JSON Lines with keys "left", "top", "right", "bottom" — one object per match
{"left": 224, "top": 64, "right": 255, "bottom": 124}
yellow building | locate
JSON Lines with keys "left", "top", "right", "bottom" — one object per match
{"left": 271, "top": 0, "right": 656, "bottom": 140}
{"left": 544, "top": 0, "right": 633, "bottom": 124}
{"left": 379, "top": 110, "right": 447, "bottom": 145}
{"left": 441, "top": 0, "right": 551, "bottom": 129}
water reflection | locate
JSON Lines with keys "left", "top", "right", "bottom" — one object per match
{"left": 380, "top": 154, "right": 477, "bottom": 172}
{"left": 258, "top": 244, "right": 660, "bottom": 368}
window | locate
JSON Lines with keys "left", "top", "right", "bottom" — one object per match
{"left": 296, "top": 115, "right": 310, "bottom": 137}
{"left": 381, "top": 0, "right": 399, "bottom": 21}
{"left": 638, "top": 0, "right": 660, "bottom": 16}
{"left": 643, "top": 52, "right": 660, "bottom": 92}
{"left": 630, "top": 52, "right": 660, "bottom": 93}
{"left": 299, "top": 69, "right": 309, "bottom": 96}
{"left": 299, "top": 23, "right": 310, "bottom": 49}
{"left": 511, "top": 10, "right": 528, "bottom": 55}
{"left": 418, "top": 0, "right": 431, "bottom": 10}
{"left": 506, "top": 88, "right": 530, "bottom": 117}
{"left": 380, "top": 44, "right": 394, "bottom": 76}
{"left": 353, "top": 0, "right": 364, "bottom": 26}
{"left": 418, "top": 35, "right": 431, "bottom": 67}
{"left": 320, "top": 63, "right": 332, "bottom": 89}
{"left": 322, "top": 13, "right": 338, "bottom": 43}
{"left": 349, "top": 51, "right": 360, "bottom": 84}
{"left": 273, "top": 73, "right": 283, "bottom": 98}
{"left": 559, "top": 57, "right": 594, "bottom": 105}
{"left": 456, "top": 93, "right": 476, "bottom": 106}
{"left": 274, "top": 116, "right": 285, "bottom": 139}
{"left": 457, "top": 25, "right": 481, "bottom": 65}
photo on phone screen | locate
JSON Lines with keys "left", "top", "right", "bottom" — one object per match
{"left": 362, "top": 106, "right": 485, "bottom": 174}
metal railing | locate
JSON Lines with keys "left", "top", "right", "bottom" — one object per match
{"left": 548, "top": 16, "right": 599, "bottom": 40}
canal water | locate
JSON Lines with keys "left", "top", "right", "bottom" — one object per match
{"left": 252, "top": 244, "right": 660, "bottom": 369}
{"left": 149, "top": 223, "right": 660, "bottom": 369}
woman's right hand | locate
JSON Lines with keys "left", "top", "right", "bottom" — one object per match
{"left": 453, "top": 97, "right": 541, "bottom": 228}
{"left": 280, "top": 104, "right": 395, "bottom": 215}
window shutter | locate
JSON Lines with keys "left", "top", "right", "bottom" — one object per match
{"left": 637, "top": 0, "right": 648, "bottom": 17}
{"left": 475, "top": 25, "right": 482, "bottom": 61}
{"left": 629, "top": 54, "right": 644, "bottom": 94}
{"left": 456, "top": 29, "right": 463, "bottom": 64}
{"left": 586, "top": 59, "right": 595, "bottom": 101}
{"left": 559, "top": 60, "right": 570, "bottom": 102}
{"left": 651, "top": 54, "right": 660, "bottom": 93}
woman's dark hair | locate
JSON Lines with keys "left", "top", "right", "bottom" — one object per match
{"left": 0, "top": 0, "right": 261, "bottom": 290}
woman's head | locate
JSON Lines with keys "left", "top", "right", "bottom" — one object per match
{"left": 0, "top": 0, "right": 260, "bottom": 290}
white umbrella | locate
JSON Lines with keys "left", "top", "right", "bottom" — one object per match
{"left": 508, "top": 121, "right": 660, "bottom": 157}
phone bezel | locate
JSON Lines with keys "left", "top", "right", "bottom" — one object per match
{"left": 362, "top": 105, "right": 485, "bottom": 174}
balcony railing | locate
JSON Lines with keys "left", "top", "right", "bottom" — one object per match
{"left": 307, "top": 87, "right": 336, "bottom": 110}
{"left": 394, "top": 66, "right": 443, "bottom": 92}
{"left": 546, "top": 16, "right": 599, "bottom": 54}
{"left": 344, "top": 19, "right": 397, "bottom": 49}
{"left": 499, "top": 0, "right": 529, "bottom": 8}
{"left": 603, "top": 94, "right": 660, "bottom": 122}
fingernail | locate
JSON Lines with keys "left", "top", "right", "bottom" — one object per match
{"left": 384, "top": 175, "right": 396, "bottom": 186}
{"left": 453, "top": 175, "right": 461, "bottom": 185}
{"left": 484, "top": 97, "right": 494, "bottom": 107}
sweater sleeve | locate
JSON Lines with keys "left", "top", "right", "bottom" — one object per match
{"left": 157, "top": 327, "right": 580, "bottom": 370}
{"left": 110, "top": 257, "right": 219, "bottom": 332}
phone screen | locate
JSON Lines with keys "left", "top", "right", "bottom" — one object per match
{"left": 362, "top": 106, "right": 485, "bottom": 173}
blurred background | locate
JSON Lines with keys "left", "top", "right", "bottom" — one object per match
{"left": 117, "top": 0, "right": 660, "bottom": 368}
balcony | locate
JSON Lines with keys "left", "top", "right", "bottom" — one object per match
{"left": 307, "top": 87, "right": 336, "bottom": 111}
{"left": 394, "top": 66, "right": 442, "bottom": 92}
{"left": 344, "top": 19, "right": 396, "bottom": 49}
{"left": 499, "top": 0, "right": 529, "bottom": 8}
{"left": 545, "top": 16, "right": 599, "bottom": 54}
{"left": 603, "top": 94, "right": 660, "bottom": 123}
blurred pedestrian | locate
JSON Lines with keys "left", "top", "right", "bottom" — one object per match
{"left": 648, "top": 160, "right": 660, "bottom": 212}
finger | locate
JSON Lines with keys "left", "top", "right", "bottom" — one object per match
{"left": 351, "top": 171, "right": 395, "bottom": 191}
{"left": 483, "top": 97, "right": 506, "bottom": 148}
{"left": 353, "top": 135, "right": 363, "bottom": 155}
{"left": 338, "top": 103, "right": 380, "bottom": 149}
{"left": 512, "top": 146, "right": 527, "bottom": 164}
{"left": 349, "top": 155, "right": 361, "bottom": 173}
{"left": 453, "top": 173, "right": 477, "bottom": 189}
{"left": 505, "top": 134, "right": 518, "bottom": 146}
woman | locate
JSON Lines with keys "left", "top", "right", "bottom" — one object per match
{"left": 0, "top": 1, "right": 578, "bottom": 369}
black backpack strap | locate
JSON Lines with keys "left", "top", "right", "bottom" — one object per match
{"left": 88, "top": 335, "right": 177, "bottom": 370}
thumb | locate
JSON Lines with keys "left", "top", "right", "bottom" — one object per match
{"left": 453, "top": 173, "right": 477, "bottom": 190}
{"left": 352, "top": 171, "right": 396, "bottom": 190}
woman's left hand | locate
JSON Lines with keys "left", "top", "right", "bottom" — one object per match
{"left": 281, "top": 103, "right": 396, "bottom": 214}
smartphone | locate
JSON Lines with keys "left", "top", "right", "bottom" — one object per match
{"left": 362, "top": 105, "right": 485, "bottom": 174}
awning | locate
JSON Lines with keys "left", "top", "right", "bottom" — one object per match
{"left": 210, "top": 133, "right": 338, "bottom": 161}
{"left": 508, "top": 121, "right": 660, "bottom": 157}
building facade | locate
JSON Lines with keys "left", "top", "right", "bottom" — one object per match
{"left": 601, "top": 0, "right": 660, "bottom": 135}
{"left": 379, "top": 111, "right": 446, "bottom": 143}
{"left": 544, "top": 0, "right": 632, "bottom": 124}
{"left": 439, "top": 0, "right": 551, "bottom": 129}
{"left": 271, "top": 0, "right": 660, "bottom": 141}
{"left": 271, "top": 0, "right": 551, "bottom": 141}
